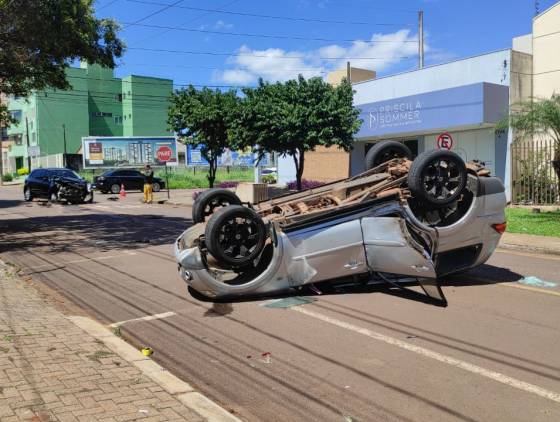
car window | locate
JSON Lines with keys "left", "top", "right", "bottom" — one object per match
{"left": 31, "top": 169, "right": 46, "bottom": 178}
{"left": 50, "top": 169, "right": 81, "bottom": 179}
{"left": 110, "top": 170, "right": 124, "bottom": 176}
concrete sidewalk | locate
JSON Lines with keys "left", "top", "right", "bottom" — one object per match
{"left": 499, "top": 232, "right": 560, "bottom": 255}
{"left": 0, "top": 262, "right": 239, "bottom": 422}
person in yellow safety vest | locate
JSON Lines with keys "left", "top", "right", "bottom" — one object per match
{"left": 143, "top": 164, "right": 154, "bottom": 204}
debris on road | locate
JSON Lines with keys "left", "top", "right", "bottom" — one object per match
{"left": 262, "top": 297, "right": 316, "bottom": 308}
{"left": 518, "top": 276, "right": 557, "bottom": 288}
{"left": 142, "top": 347, "right": 154, "bottom": 356}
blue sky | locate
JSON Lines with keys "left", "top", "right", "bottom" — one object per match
{"left": 95, "top": 0, "right": 558, "bottom": 88}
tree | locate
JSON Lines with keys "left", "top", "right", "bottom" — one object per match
{"left": 500, "top": 95, "right": 560, "bottom": 180}
{"left": 0, "top": 0, "right": 124, "bottom": 125}
{"left": 231, "top": 75, "right": 361, "bottom": 190}
{"left": 168, "top": 86, "right": 239, "bottom": 188}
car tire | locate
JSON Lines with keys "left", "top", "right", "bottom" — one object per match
{"left": 24, "top": 187, "right": 32, "bottom": 202}
{"left": 205, "top": 205, "right": 267, "bottom": 268}
{"left": 408, "top": 149, "right": 467, "bottom": 206}
{"left": 365, "top": 140, "right": 412, "bottom": 170}
{"left": 152, "top": 182, "right": 161, "bottom": 192}
{"left": 110, "top": 183, "right": 121, "bottom": 194}
{"left": 192, "top": 188, "right": 242, "bottom": 223}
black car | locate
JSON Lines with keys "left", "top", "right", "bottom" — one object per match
{"left": 24, "top": 168, "right": 93, "bottom": 203}
{"left": 93, "top": 169, "right": 165, "bottom": 194}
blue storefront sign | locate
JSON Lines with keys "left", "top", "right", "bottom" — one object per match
{"left": 186, "top": 145, "right": 270, "bottom": 167}
{"left": 356, "top": 82, "right": 509, "bottom": 138}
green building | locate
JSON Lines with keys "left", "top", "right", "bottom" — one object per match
{"left": 6, "top": 63, "right": 172, "bottom": 170}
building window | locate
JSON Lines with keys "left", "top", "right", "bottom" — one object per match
{"left": 114, "top": 116, "right": 123, "bottom": 125}
{"left": 91, "top": 112, "right": 113, "bottom": 118}
{"left": 117, "top": 93, "right": 123, "bottom": 102}
{"left": 10, "top": 110, "right": 22, "bottom": 123}
{"left": 129, "top": 114, "right": 131, "bottom": 119}
{"left": 128, "top": 91, "right": 131, "bottom": 96}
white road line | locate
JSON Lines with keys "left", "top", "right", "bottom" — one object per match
{"left": 110, "top": 311, "right": 177, "bottom": 328}
{"left": 31, "top": 252, "right": 137, "bottom": 270}
{"left": 293, "top": 306, "right": 560, "bottom": 404}
{"left": 501, "top": 283, "right": 560, "bottom": 297}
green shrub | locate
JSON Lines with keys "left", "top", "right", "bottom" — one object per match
{"left": 1, "top": 173, "right": 13, "bottom": 182}
{"left": 17, "top": 167, "right": 29, "bottom": 176}
{"left": 261, "top": 174, "right": 277, "bottom": 184}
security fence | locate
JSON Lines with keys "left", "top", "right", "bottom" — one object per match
{"left": 511, "top": 139, "right": 560, "bottom": 205}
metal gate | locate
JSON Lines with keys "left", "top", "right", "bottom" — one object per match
{"left": 511, "top": 139, "right": 559, "bottom": 205}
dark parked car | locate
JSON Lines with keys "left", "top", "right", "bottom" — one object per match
{"left": 24, "top": 168, "right": 93, "bottom": 203}
{"left": 93, "top": 169, "right": 165, "bottom": 194}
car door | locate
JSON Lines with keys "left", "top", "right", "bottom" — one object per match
{"left": 284, "top": 218, "right": 368, "bottom": 285}
{"left": 29, "top": 169, "right": 50, "bottom": 197}
{"left": 361, "top": 216, "right": 446, "bottom": 304}
{"left": 129, "top": 170, "right": 145, "bottom": 190}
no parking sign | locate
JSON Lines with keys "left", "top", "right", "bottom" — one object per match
{"left": 436, "top": 132, "right": 453, "bottom": 150}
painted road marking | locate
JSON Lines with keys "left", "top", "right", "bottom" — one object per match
{"left": 293, "top": 306, "right": 560, "bottom": 404}
{"left": 501, "top": 283, "right": 560, "bottom": 297}
{"left": 30, "top": 251, "right": 137, "bottom": 270}
{"left": 496, "top": 249, "right": 560, "bottom": 261}
{"left": 110, "top": 311, "right": 177, "bottom": 328}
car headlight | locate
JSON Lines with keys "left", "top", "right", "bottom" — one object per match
{"left": 97, "top": 176, "right": 105, "bottom": 181}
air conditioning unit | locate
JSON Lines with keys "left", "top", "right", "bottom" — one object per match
{"left": 236, "top": 183, "right": 269, "bottom": 204}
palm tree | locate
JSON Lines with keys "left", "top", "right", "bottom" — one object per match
{"left": 501, "top": 95, "right": 560, "bottom": 180}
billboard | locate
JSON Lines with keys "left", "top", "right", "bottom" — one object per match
{"left": 82, "top": 136, "right": 178, "bottom": 169}
{"left": 186, "top": 145, "right": 270, "bottom": 167}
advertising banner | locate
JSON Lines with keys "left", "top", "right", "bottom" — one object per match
{"left": 186, "top": 145, "right": 270, "bottom": 167}
{"left": 82, "top": 136, "right": 178, "bottom": 169}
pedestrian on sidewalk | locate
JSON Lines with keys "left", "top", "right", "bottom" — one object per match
{"left": 143, "top": 164, "right": 154, "bottom": 204}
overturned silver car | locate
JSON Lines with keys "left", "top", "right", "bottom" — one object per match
{"left": 175, "top": 142, "right": 506, "bottom": 305}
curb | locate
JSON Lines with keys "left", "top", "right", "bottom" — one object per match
{"left": 497, "top": 244, "right": 560, "bottom": 257}
{"left": 68, "top": 316, "right": 242, "bottom": 422}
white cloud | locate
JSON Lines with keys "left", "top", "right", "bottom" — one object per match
{"left": 214, "top": 20, "right": 234, "bottom": 30}
{"left": 214, "top": 29, "right": 428, "bottom": 85}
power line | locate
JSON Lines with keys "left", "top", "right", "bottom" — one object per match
{"left": 123, "top": 0, "right": 185, "bottom": 29}
{"left": 119, "top": 62, "right": 328, "bottom": 74}
{"left": 128, "top": 46, "right": 412, "bottom": 60}
{"left": 125, "top": 0, "right": 412, "bottom": 26}
{"left": 123, "top": 22, "right": 419, "bottom": 44}
{"left": 129, "top": 0, "right": 242, "bottom": 47}
{"left": 97, "top": 0, "right": 120, "bottom": 12}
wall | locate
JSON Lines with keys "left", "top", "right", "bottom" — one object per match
{"left": 37, "top": 67, "right": 89, "bottom": 157}
{"left": 326, "top": 67, "right": 376, "bottom": 87}
{"left": 302, "top": 146, "right": 350, "bottom": 182}
{"left": 124, "top": 76, "right": 172, "bottom": 136}
{"left": 85, "top": 64, "right": 123, "bottom": 137}
{"left": 533, "top": 2, "right": 560, "bottom": 98}
{"left": 353, "top": 49, "right": 511, "bottom": 106}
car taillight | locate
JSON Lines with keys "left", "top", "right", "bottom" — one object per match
{"left": 492, "top": 222, "right": 507, "bottom": 234}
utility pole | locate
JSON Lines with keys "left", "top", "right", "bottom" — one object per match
{"left": 418, "top": 10, "right": 424, "bottom": 69}
{"left": 535, "top": 0, "right": 540, "bottom": 16}
{"left": 346, "top": 61, "right": 352, "bottom": 83}
{"left": 62, "top": 123, "right": 67, "bottom": 168}
{"left": 25, "top": 116, "right": 31, "bottom": 171}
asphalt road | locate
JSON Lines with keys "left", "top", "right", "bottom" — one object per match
{"left": 1, "top": 185, "right": 559, "bottom": 422}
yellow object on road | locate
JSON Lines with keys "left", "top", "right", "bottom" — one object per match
{"left": 141, "top": 347, "right": 153, "bottom": 356}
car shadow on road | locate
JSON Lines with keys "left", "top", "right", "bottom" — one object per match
{"left": 0, "top": 199, "right": 24, "bottom": 209}
{"left": 0, "top": 212, "right": 192, "bottom": 254}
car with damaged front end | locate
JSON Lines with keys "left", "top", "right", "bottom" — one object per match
{"left": 175, "top": 144, "right": 507, "bottom": 305}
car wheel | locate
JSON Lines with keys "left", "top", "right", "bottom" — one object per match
{"left": 24, "top": 187, "right": 32, "bottom": 202}
{"left": 365, "top": 140, "right": 412, "bottom": 170}
{"left": 408, "top": 149, "right": 467, "bottom": 206}
{"left": 152, "top": 182, "right": 161, "bottom": 192}
{"left": 192, "top": 188, "right": 242, "bottom": 223}
{"left": 205, "top": 205, "right": 267, "bottom": 268}
{"left": 110, "top": 183, "right": 121, "bottom": 194}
